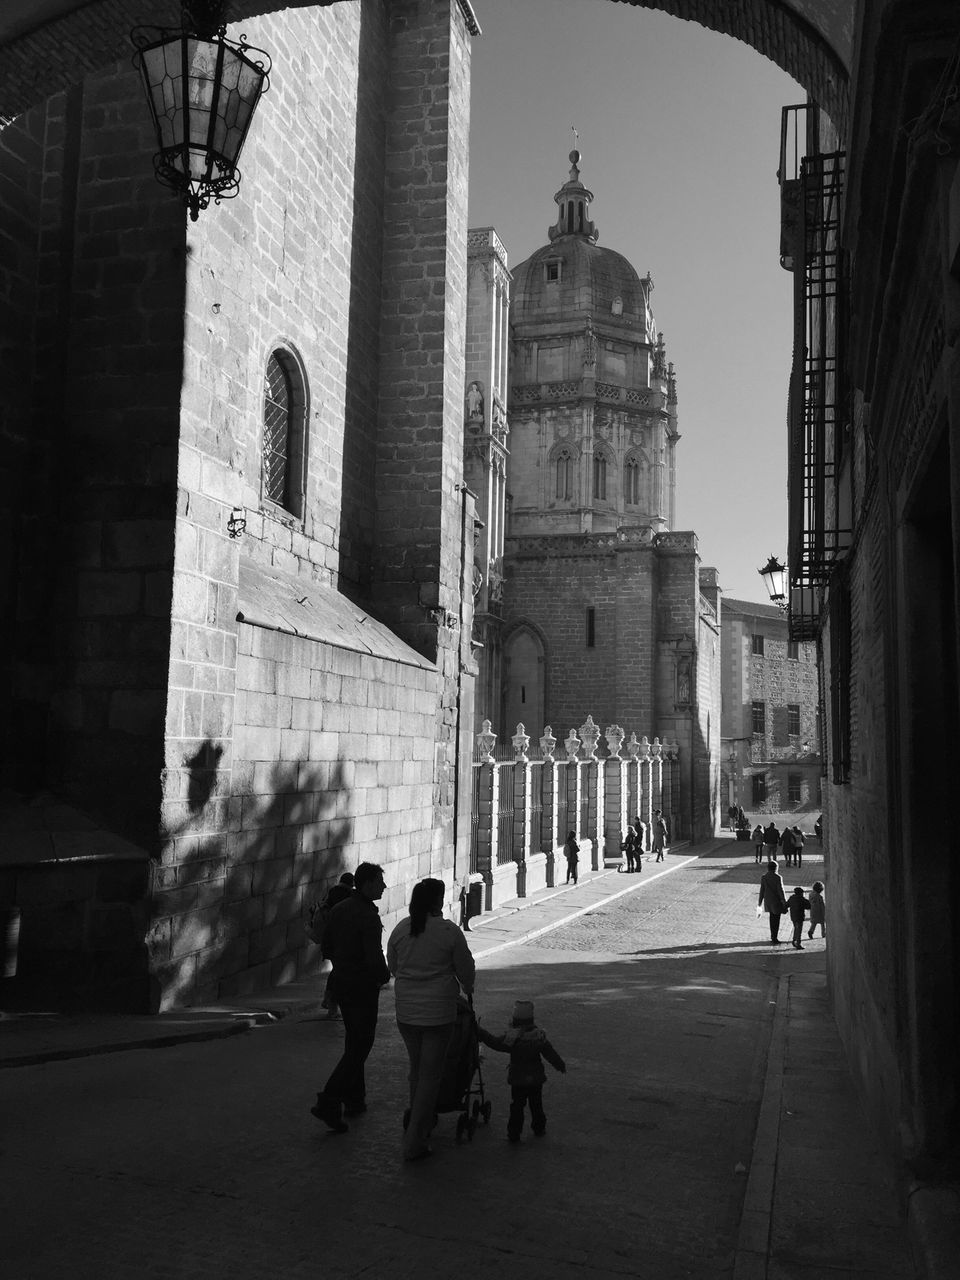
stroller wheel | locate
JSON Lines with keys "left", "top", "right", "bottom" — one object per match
{"left": 402, "top": 1108, "right": 411, "bottom": 1131}
{"left": 471, "top": 1100, "right": 481, "bottom": 1120}
{"left": 455, "top": 1113, "right": 468, "bottom": 1143}
{"left": 481, "top": 1101, "right": 492, "bottom": 1124}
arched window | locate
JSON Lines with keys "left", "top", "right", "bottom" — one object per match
{"left": 555, "top": 448, "right": 574, "bottom": 500}
{"left": 624, "top": 457, "right": 640, "bottom": 505}
{"left": 262, "top": 348, "right": 307, "bottom": 518}
{"left": 593, "top": 451, "right": 607, "bottom": 501}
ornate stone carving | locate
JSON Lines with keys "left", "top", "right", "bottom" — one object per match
{"left": 540, "top": 726, "right": 557, "bottom": 760}
{"left": 477, "top": 719, "right": 497, "bottom": 762}
{"left": 625, "top": 733, "right": 640, "bottom": 760}
{"left": 579, "top": 715, "right": 600, "bottom": 758}
{"left": 512, "top": 723, "right": 530, "bottom": 761}
{"left": 605, "top": 724, "right": 625, "bottom": 757}
{"left": 564, "top": 728, "right": 582, "bottom": 760}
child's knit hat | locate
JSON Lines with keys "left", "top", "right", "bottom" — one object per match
{"left": 512, "top": 999, "right": 535, "bottom": 1024}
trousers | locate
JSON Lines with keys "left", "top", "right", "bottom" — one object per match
{"left": 509, "top": 1084, "right": 546, "bottom": 1137}
{"left": 322, "top": 982, "right": 380, "bottom": 1107}
{"left": 397, "top": 1021, "right": 454, "bottom": 1158}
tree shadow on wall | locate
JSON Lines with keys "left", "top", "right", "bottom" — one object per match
{"left": 150, "top": 745, "right": 355, "bottom": 1012}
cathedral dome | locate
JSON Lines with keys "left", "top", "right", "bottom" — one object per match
{"left": 511, "top": 237, "right": 649, "bottom": 324}
{"left": 510, "top": 150, "right": 650, "bottom": 326}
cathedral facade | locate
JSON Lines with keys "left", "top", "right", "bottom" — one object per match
{"left": 467, "top": 155, "right": 722, "bottom": 843}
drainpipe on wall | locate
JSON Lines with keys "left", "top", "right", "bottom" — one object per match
{"left": 452, "top": 483, "right": 477, "bottom": 884}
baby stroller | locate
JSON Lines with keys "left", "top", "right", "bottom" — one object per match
{"left": 403, "top": 996, "right": 492, "bottom": 1142}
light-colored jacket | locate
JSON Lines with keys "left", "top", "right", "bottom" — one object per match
{"left": 387, "top": 914, "right": 476, "bottom": 1026}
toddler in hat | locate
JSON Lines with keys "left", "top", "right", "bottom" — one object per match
{"left": 478, "top": 999, "right": 566, "bottom": 1142}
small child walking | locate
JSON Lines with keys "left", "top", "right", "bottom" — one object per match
{"left": 478, "top": 999, "right": 566, "bottom": 1142}
{"left": 807, "top": 881, "right": 826, "bottom": 938}
{"left": 787, "top": 886, "right": 810, "bottom": 949}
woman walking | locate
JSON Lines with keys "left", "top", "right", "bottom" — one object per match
{"left": 387, "top": 878, "right": 476, "bottom": 1161}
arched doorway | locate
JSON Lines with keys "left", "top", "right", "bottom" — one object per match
{"left": 502, "top": 624, "right": 545, "bottom": 745}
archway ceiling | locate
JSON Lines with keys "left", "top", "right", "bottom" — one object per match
{"left": 2, "top": 0, "right": 851, "bottom": 125}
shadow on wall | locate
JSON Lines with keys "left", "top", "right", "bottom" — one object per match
{"left": 148, "top": 745, "right": 356, "bottom": 1012}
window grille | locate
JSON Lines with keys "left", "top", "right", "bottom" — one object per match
{"left": 788, "top": 774, "right": 802, "bottom": 804}
{"left": 752, "top": 774, "right": 766, "bottom": 806}
{"left": 262, "top": 348, "right": 306, "bottom": 517}
{"left": 752, "top": 701, "right": 766, "bottom": 734}
{"left": 752, "top": 634, "right": 765, "bottom": 657}
{"left": 787, "top": 640, "right": 800, "bottom": 660}
{"left": 787, "top": 704, "right": 801, "bottom": 736}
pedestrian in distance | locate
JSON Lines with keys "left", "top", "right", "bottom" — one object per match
{"left": 652, "top": 809, "right": 668, "bottom": 862}
{"left": 621, "top": 825, "right": 638, "bottom": 873}
{"left": 779, "top": 824, "right": 796, "bottom": 869}
{"left": 792, "top": 826, "right": 805, "bottom": 868}
{"left": 808, "top": 881, "right": 826, "bottom": 938}
{"left": 787, "top": 886, "right": 810, "bottom": 948}
{"left": 316, "top": 872, "right": 354, "bottom": 1019}
{"left": 478, "top": 999, "right": 566, "bottom": 1142}
{"left": 728, "top": 804, "right": 738, "bottom": 832}
{"left": 763, "top": 821, "right": 780, "bottom": 865}
{"left": 758, "top": 860, "right": 788, "bottom": 944}
{"left": 387, "top": 877, "right": 476, "bottom": 1162}
{"left": 751, "top": 823, "right": 765, "bottom": 864}
{"left": 633, "top": 816, "right": 647, "bottom": 854}
{"left": 563, "top": 831, "right": 580, "bottom": 885}
{"left": 814, "top": 814, "right": 823, "bottom": 846}
{"left": 310, "top": 862, "right": 391, "bottom": 1134}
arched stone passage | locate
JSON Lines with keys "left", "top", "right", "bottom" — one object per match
{"left": 1, "top": 0, "right": 849, "bottom": 127}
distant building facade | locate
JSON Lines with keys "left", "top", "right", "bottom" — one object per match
{"left": 721, "top": 598, "right": 821, "bottom": 818}
{"left": 467, "top": 154, "right": 722, "bottom": 843}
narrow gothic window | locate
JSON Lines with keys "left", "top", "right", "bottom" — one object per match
{"left": 624, "top": 458, "right": 640, "bottom": 505}
{"left": 263, "top": 349, "right": 307, "bottom": 517}
{"left": 555, "top": 450, "right": 573, "bottom": 500}
{"left": 593, "top": 452, "right": 607, "bottom": 500}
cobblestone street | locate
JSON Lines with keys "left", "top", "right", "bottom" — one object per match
{"left": 2, "top": 846, "right": 914, "bottom": 1279}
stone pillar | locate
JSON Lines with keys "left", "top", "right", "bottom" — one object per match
{"left": 474, "top": 720, "right": 497, "bottom": 909}
{"left": 579, "top": 717, "right": 601, "bottom": 870}
{"left": 603, "top": 725, "right": 627, "bottom": 865}
{"left": 564, "top": 727, "right": 583, "bottom": 862}
{"left": 540, "top": 726, "right": 559, "bottom": 885}
{"left": 374, "top": 0, "right": 474, "bottom": 658}
{"left": 638, "top": 736, "right": 653, "bottom": 849}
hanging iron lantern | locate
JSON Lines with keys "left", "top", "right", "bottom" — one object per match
{"left": 131, "top": 3, "right": 271, "bottom": 221}
{"left": 757, "top": 554, "right": 788, "bottom": 607}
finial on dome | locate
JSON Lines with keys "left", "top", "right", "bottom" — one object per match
{"left": 549, "top": 137, "right": 598, "bottom": 244}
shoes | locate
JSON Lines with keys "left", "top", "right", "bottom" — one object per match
{"left": 807, "top": 930, "right": 813, "bottom": 939}
{"left": 532, "top": 1127, "right": 546, "bottom": 1138}
{"left": 310, "top": 1094, "right": 348, "bottom": 1133}
{"left": 343, "top": 1102, "right": 367, "bottom": 1117}
{"left": 507, "top": 1132, "right": 521, "bottom": 1144}
{"left": 404, "top": 1145, "right": 433, "bottom": 1162}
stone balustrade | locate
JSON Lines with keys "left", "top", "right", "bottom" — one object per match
{"left": 470, "top": 717, "right": 680, "bottom": 912}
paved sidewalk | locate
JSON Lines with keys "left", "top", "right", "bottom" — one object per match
{"left": 0, "top": 841, "right": 934, "bottom": 1277}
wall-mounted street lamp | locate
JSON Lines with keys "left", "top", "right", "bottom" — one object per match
{"left": 758, "top": 554, "right": 788, "bottom": 608}
{"left": 132, "top": 2, "right": 271, "bottom": 221}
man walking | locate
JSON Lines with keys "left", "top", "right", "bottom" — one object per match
{"left": 652, "top": 810, "right": 668, "bottom": 862}
{"left": 311, "top": 862, "right": 390, "bottom": 1133}
{"left": 758, "top": 860, "right": 788, "bottom": 944}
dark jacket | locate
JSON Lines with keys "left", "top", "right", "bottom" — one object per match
{"left": 478, "top": 1023, "right": 566, "bottom": 1087}
{"left": 787, "top": 891, "right": 809, "bottom": 923}
{"left": 758, "top": 869, "right": 788, "bottom": 914}
{"left": 322, "top": 892, "right": 390, "bottom": 989}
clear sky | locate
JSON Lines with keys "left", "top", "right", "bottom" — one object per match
{"left": 467, "top": 0, "right": 803, "bottom": 604}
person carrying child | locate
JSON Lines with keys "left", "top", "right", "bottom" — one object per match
{"left": 477, "top": 999, "right": 566, "bottom": 1142}
{"left": 787, "top": 886, "right": 810, "bottom": 949}
{"left": 807, "top": 881, "right": 826, "bottom": 938}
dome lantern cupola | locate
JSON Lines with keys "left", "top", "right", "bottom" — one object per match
{"left": 548, "top": 149, "right": 598, "bottom": 244}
